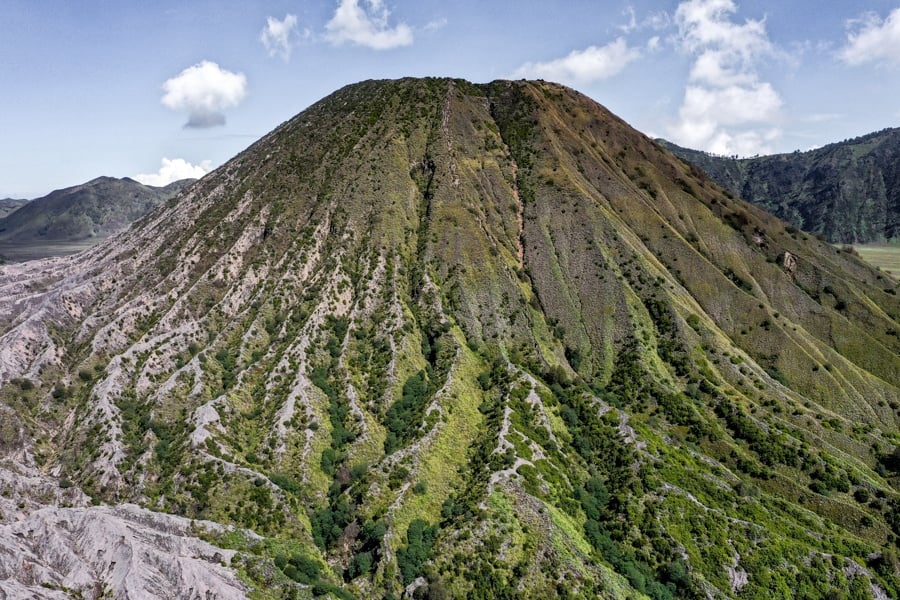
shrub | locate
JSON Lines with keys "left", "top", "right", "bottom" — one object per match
{"left": 349, "top": 551, "right": 373, "bottom": 578}
{"left": 384, "top": 371, "right": 430, "bottom": 453}
{"left": 287, "top": 553, "right": 321, "bottom": 583}
{"left": 397, "top": 519, "right": 439, "bottom": 584}
{"left": 269, "top": 473, "right": 301, "bottom": 494}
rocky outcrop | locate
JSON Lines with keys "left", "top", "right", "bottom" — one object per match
{"left": 0, "top": 504, "right": 246, "bottom": 599}
{"left": 0, "top": 472, "right": 247, "bottom": 600}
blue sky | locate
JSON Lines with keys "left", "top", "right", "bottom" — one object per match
{"left": 3, "top": 0, "right": 900, "bottom": 197}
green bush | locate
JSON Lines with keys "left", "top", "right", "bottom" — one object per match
{"left": 286, "top": 553, "right": 320, "bottom": 583}
{"left": 348, "top": 551, "right": 373, "bottom": 578}
{"left": 397, "top": 519, "right": 439, "bottom": 584}
{"left": 268, "top": 472, "right": 301, "bottom": 494}
{"left": 384, "top": 371, "right": 430, "bottom": 453}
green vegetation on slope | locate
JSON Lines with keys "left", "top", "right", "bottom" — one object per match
{"left": 0, "top": 176, "right": 191, "bottom": 261}
{"left": 2, "top": 78, "right": 899, "bottom": 599}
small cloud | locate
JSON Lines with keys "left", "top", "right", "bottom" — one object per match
{"left": 802, "top": 113, "right": 841, "bottom": 123}
{"left": 325, "top": 0, "right": 413, "bottom": 50}
{"left": 513, "top": 38, "right": 640, "bottom": 84}
{"left": 619, "top": 6, "right": 638, "bottom": 33}
{"left": 134, "top": 157, "right": 212, "bottom": 186}
{"left": 161, "top": 61, "right": 248, "bottom": 128}
{"left": 619, "top": 5, "right": 670, "bottom": 33}
{"left": 645, "top": 11, "right": 671, "bottom": 31}
{"left": 424, "top": 17, "right": 447, "bottom": 32}
{"left": 840, "top": 8, "right": 900, "bottom": 66}
{"left": 647, "top": 36, "right": 661, "bottom": 52}
{"left": 261, "top": 14, "right": 301, "bottom": 60}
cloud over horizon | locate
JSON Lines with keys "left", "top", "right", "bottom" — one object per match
{"left": 325, "top": 0, "right": 413, "bottom": 50}
{"left": 134, "top": 157, "right": 212, "bottom": 187}
{"left": 513, "top": 38, "right": 640, "bottom": 84}
{"left": 840, "top": 8, "right": 900, "bottom": 66}
{"left": 161, "top": 61, "right": 248, "bottom": 128}
{"left": 668, "top": 0, "right": 783, "bottom": 157}
{"left": 261, "top": 14, "right": 302, "bottom": 60}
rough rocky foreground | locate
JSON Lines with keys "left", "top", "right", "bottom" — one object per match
{"left": 0, "top": 465, "right": 247, "bottom": 599}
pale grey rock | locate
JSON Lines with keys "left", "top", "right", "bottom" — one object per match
{"left": 0, "top": 503, "right": 248, "bottom": 599}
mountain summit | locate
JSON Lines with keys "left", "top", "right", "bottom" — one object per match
{"left": 1, "top": 78, "right": 898, "bottom": 599}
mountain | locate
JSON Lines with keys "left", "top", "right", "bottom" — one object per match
{"left": 658, "top": 130, "right": 900, "bottom": 243}
{"left": 0, "top": 198, "right": 28, "bottom": 219}
{"left": 0, "top": 176, "right": 193, "bottom": 262}
{"left": 0, "top": 78, "right": 898, "bottom": 599}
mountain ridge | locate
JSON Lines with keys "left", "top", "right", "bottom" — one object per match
{"left": 0, "top": 176, "right": 193, "bottom": 262}
{"left": 0, "top": 198, "right": 28, "bottom": 219}
{"left": 658, "top": 129, "right": 900, "bottom": 243}
{"left": 0, "top": 77, "right": 898, "bottom": 599}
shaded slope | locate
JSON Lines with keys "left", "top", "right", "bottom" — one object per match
{"left": 0, "top": 176, "right": 192, "bottom": 261}
{"left": 659, "top": 130, "right": 900, "bottom": 243}
{"left": 0, "top": 198, "right": 28, "bottom": 219}
{"left": 0, "top": 78, "right": 898, "bottom": 599}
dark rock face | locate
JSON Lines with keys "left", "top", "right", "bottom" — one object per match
{"left": 660, "top": 129, "right": 900, "bottom": 243}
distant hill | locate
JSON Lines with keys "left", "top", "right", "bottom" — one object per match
{"left": 0, "top": 198, "right": 28, "bottom": 218}
{"left": 0, "top": 176, "right": 192, "bottom": 261}
{"left": 659, "top": 129, "right": 900, "bottom": 243}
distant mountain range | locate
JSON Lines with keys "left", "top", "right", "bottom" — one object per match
{"left": 0, "top": 176, "right": 192, "bottom": 261}
{"left": 0, "top": 198, "right": 28, "bottom": 218}
{"left": 659, "top": 129, "right": 900, "bottom": 243}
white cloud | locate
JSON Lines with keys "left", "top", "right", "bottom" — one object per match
{"left": 667, "top": 0, "right": 783, "bottom": 156}
{"left": 840, "top": 8, "right": 900, "bottom": 66}
{"left": 513, "top": 38, "right": 640, "bottom": 84}
{"left": 620, "top": 6, "right": 639, "bottom": 33}
{"left": 802, "top": 113, "right": 841, "bottom": 123}
{"left": 325, "top": 0, "right": 413, "bottom": 50}
{"left": 669, "top": 83, "right": 782, "bottom": 154}
{"left": 134, "top": 158, "right": 212, "bottom": 187}
{"left": 619, "top": 6, "right": 670, "bottom": 34}
{"left": 676, "top": 0, "right": 770, "bottom": 57}
{"left": 161, "top": 61, "right": 248, "bottom": 128}
{"left": 261, "top": 14, "right": 300, "bottom": 60}
{"left": 424, "top": 17, "right": 447, "bottom": 32}
{"left": 680, "top": 83, "right": 781, "bottom": 126}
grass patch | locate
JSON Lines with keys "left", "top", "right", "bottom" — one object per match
{"left": 854, "top": 243, "right": 900, "bottom": 277}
